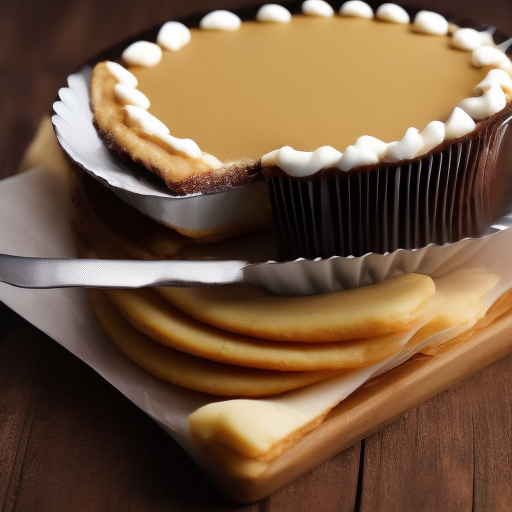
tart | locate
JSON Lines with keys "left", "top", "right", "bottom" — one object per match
{"left": 90, "top": 1, "right": 512, "bottom": 257}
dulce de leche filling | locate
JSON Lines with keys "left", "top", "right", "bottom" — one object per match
{"left": 130, "top": 16, "right": 488, "bottom": 164}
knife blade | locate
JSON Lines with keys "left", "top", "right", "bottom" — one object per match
{"left": 0, "top": 253, "right": 247, "bottom": 289}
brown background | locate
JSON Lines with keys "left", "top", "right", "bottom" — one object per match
{"left": 1, "top": 0, "right": 512, "bottom": 510}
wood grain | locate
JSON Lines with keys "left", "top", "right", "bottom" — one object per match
{"left": 0, "top": 0, "right": 512, "bottom": 510}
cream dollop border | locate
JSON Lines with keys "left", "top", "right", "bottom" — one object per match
{"left": 106, "top": 2, "right": 512, "bottom": 178}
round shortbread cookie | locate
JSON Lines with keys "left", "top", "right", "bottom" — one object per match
{"left": 156, "top": 273, "right": 436, "bottom": 342}
{"left": 106, "top": 287, "right": 413, "bottom": 370}
{"left": 89, "top": 289, "right": 339, "bottom": 396}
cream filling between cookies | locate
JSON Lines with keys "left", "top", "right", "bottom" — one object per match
{"left": 105, "top": 2, "right": 511, "bottom": 179}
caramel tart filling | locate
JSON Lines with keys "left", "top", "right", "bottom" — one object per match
{"left": 131, "top": 16, "right": 486, "bottom": 163}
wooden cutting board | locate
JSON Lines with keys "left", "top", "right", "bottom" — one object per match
{"left": 202, "top": 294, "right": 512, "bottom": 502}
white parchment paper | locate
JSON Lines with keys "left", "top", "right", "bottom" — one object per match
{"left": 1, "top": 166, "right": 512, "bottom": 481}
{"left": 0, "top": 168, "right": 217, "bottom": 455}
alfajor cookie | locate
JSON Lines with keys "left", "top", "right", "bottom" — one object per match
{"left": 156, "top": 273, "right": 436, "bottom": 342}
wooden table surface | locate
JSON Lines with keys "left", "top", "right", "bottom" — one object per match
{"left": 1, "top": 0, "right": 512, "bottom": 510}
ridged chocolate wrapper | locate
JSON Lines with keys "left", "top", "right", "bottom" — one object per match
{"left": 267, "top": 102, "right": 512, "bottom": 259}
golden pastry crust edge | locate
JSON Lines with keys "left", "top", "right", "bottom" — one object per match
{"left": 91, "top": 62, "right": 263, "bottom": 196}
